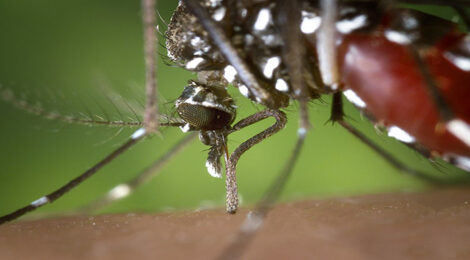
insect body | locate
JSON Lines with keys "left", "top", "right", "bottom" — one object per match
{"left": 1, "top": 0, "right": 469, "bottom": 230}
{"left": 338, "top": 7, "right": 470, "bottom": 170}
{"left": 166, "top": 0, "right": 470, "bottom": 179}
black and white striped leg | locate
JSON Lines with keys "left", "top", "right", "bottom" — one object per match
{"left": 217, "top": 112, "right": 308, "bottom": 260}
{"left": 0, "top": 128, "right": 148, "bottom": 225}
{"left": 224, "top": 109, "right": 287, "bottom": 213}
{"left": 80, "top": 132, "right": 197, "bottom": 213}
{"left": 331, "top": 92, "right": 456, "bottom": 184}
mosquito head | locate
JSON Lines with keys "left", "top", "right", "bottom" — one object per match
{"left": 175, "top": 80, "right": 236, "bottom": 132}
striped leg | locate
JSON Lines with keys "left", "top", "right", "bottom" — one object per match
{"left": 0, "top": 128, "right": 147, "bottom": 225}
{"left": 331, "top": 92, "right": 465, "bottom": 185}
{"left": 80, "top": 132, "right": 197, "bottom": 213}
{"left": 0, "top": 0, "right": 162, "bottom": 224}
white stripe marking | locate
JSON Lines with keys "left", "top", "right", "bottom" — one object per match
{"left": 444, "top": 53, "right": 470, "bottom": 71}
{"left": 336, "top": 15, "right": 367, "bottom": 34}
{"left": 205, "top": 160, "right": 222, "bottom": 178}
{"left": 343, "top": 89, "right": 366, "bottom": 108}
{"left": 131, "top": 128, "right": 146, "bottom": 139}
{"left": 254, "top": 8, "right": 271, "bottom": 31}
{"left": 185, "top": 57, "right": 205, "bottom": 70}
{"left": 180, "top": 123, "right": 191, "bottom": 133}
{"left": 108, "top": 184, "right": 132, "bottom": 200}
{"left": 31, "top": 196, "right": 49, "bottom": 207}
{"left": 454, "top": 156, "right": 470, "bottom": 171}
{"left": 212, "top": 7, "right": 226, "bottom": 21}
{"left": 301, "top": 11, "right": 321, "bottom": 34}
{"left": 385, "top": 30, "right": 411, "bottom": 45}
{"left": 388, "top": 126, "right": 415, "bottom": 143}
{"left": 275, "top": 79, "right": 289, "bottom": 92}
{"left": 239, "top": 85, "right": 249, "bottom": 97}
{"left": 447, "top": 119, "right": 470, "bottom": 147}
{"left": 223, "top": 65, "right": 237, "bottom": 83}
{"left": 263, "top": 57, "right": 281, "bottom": 79}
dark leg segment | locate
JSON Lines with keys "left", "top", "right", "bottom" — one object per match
{"left": 275, "top": 0, "right": 311, "bottom": 130}
{"left": 332, "top": 92, "right": 453, "bottom": 184}
{"left": 0, "top": 128, "right": 147, "bottom": 225}
{"left": 218, "top": 111, "right": 308, "bottom": 260}
{"left": 225, "top": 109, "right": 287, "bottom": 213}
{"left": 408, "top": 47, "right": 454, "bottom": 121}
{"left": 81, "top": 132, "right": 197, "bottom": 213}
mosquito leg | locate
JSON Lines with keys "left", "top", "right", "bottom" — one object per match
{"left": 223, "top": 109, "right": 287, "bottom": 213}
{"left": 0, "top": 128, "right": 148, "bottom": 225}
{"left": 80, "top": 132, "right": 197, "bottom": 213}
{"left": 275, "top": 0, "right": 311, "bottom": 131}
{"left": 317, "top": 0, "right": 340, "bottom": 90}
{"left": 218, "top": 116, "right": 308, "bottom": 260}
{"left": 141, "top": 0, "right": 159, "bottom": 132}
{"left": 331, "top": 92, "right": 455, "bottom": 184}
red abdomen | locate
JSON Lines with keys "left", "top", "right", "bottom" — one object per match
{"left": 338, "top": 33, "right": 470, "bottom": 158}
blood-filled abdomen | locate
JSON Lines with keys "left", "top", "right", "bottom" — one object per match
{"left": 338, "top": 32, "right": 470, "bottom": 160}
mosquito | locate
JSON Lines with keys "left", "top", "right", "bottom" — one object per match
{"left": 1, "top": 0, "right": 470, "bottom": 259}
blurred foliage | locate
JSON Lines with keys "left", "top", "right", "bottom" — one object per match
{"left": 0, "top": 0, "right": 469, "bottom": 219}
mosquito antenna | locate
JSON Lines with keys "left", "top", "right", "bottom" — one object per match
{"left": 0, "top": 87, "right": 144, "bottom": 127}
{"left": 0, "top": 128, "right": 148, "bottom": 225}
{"left": 81, "top": 132, "right": 197, "bottom": 213}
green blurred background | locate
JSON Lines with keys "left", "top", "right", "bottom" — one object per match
{"left": 0, "top": 0, "right": 469, "bottom": 218}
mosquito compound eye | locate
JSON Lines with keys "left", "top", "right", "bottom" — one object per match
{"left": 177, "top": 103, "right": 232, "bottom": 130}
{"left": 175, "top": 81, "right": 236, "bottom": 130}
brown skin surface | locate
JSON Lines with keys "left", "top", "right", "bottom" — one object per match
{"left": 2, "top": 187, "right": 470, "bottom": 260}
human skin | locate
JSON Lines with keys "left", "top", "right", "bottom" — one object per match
{"left": 1, "top": 187, "right": 470, "bottom": 260}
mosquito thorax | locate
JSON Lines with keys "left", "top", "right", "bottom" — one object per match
{"left": 175, "top": 80, "right": 236, "bottom": 132}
